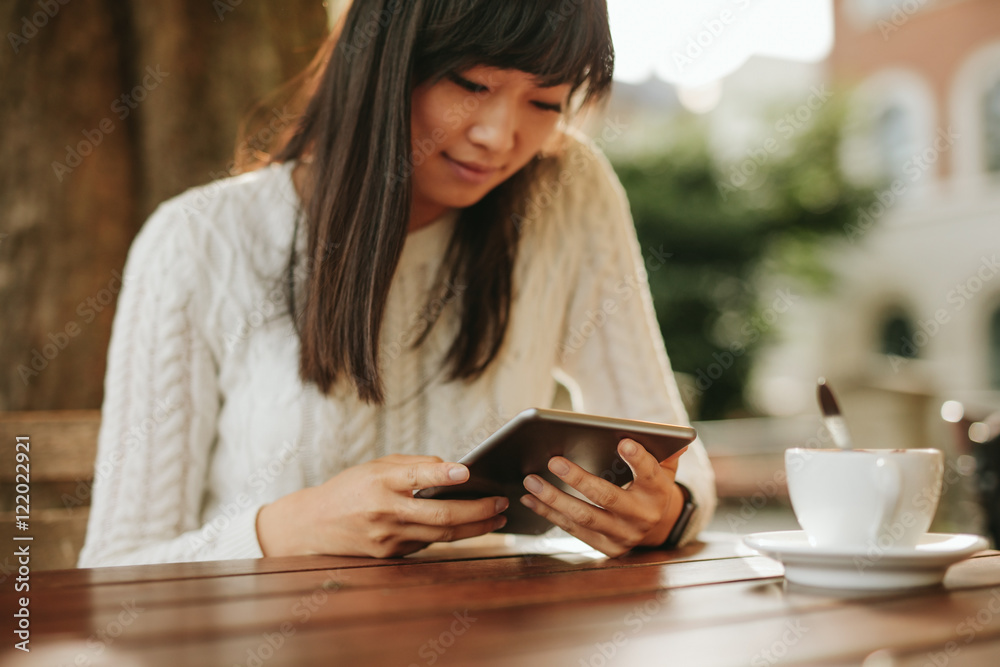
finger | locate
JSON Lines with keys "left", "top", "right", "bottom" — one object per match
{"left": 519, "top": 494, "right": 629, "bottom": 558}
{"left": 658, "top": 456, "right": 683, "bottom": 479}
{"left": 522, "top": 474, "right": 628, "bottom": 541}
{"left": 657, "top": 445, "right": 689, "bottom": 472}
{"left": 618, "top": 439, "right": 665, "bottom": 486}
{"left": 399, "top": 496, "right": 509, "bottom": 527}
{"left": 402, "top": 514, "right": 508, "bottom": 545}
{"left": 385, "top": 461, "right": 470, "bottom": 491}
{"left": 546, "top": 456, "right": 626, "bottom": 511}
{"left": 392, "top": 541, "right": 433, "bottom": 557}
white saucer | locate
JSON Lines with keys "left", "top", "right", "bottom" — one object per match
{"left": 742, "top": 530, "right": 989, "bottom": 590}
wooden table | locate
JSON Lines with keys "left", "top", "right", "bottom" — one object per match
{"left": 8, "top": 533, "right": 1000, "bottom": 666}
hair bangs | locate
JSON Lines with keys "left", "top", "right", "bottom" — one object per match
{"left": 416, "top": 0, "right": 614, "bottom": 107}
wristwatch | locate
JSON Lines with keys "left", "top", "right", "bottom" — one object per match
{"left": 660, "top": 482, "right": 696, "bottom": 549}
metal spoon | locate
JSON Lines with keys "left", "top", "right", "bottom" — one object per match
{"left": 817, "top": 378, "right": 854, "bottom": 450}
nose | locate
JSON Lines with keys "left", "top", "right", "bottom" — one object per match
{"left": 467, "top": 95, "right": 517, "bottom": 154}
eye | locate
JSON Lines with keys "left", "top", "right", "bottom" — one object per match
{"left": 448, "top": 73, "right": 488, "bottom": 94}
{"left": 533, "top": 101, "right": 564, "bottom": 113}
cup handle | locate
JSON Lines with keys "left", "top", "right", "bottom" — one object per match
{"left": 872, "top": 456, "right": 902, "bottom": 542}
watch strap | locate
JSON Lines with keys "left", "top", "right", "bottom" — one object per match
{"left": 660, "top": 482, "right": 696, "bottom": 549}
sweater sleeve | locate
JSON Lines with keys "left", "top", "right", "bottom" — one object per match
{"left": 77, "top": 201, "right": 266, "bottom": 567}
{"left": 553, "top": 138, "right": 717, "bottom": 547}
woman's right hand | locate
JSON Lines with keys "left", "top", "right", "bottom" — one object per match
{"left": 255, "top": 454, "right": 509, "bottom": 558}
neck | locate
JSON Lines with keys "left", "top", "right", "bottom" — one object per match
{"left": 409, "top": 199, "right": 452, "bottom": 233}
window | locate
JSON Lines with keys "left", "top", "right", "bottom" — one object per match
{"left": 950, "top": 42, "right": 1000, "bottom": 180}
{"left": 843, "top": 70, "right": 934, "bottom": 188}
{"left": 991, "top": 307, "right": 1000, "bottom": 389}
{"left": 876, "top": 104, "right": 912, "bottom": 180}
{"left": 881, "top": 312, "right": 918, "bottom": 359}
{"left": 848, "top": 0, "right": 924, "bottom": 24}
{"left": 861, "top": 0, "right": 900, "bottom": 19}
{"left": 984, "top": 76, "right": 1000, "bottom": 173}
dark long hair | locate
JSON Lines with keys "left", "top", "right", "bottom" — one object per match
{"left": 268, "top": 0, "right": 614, "bottom": 404}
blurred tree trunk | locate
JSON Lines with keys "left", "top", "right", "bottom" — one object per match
{"left": 0, "top": 0, "right": 327, "bottom": 411}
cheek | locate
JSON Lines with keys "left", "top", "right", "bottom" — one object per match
{"left": 504, "top": 117, "right": 560, "bottom": 171}
{"left": 412, "top": 91, "right": 462, "bottom": 147}
{"left": 524, "top": 115, "right": 561, "bottom": 148}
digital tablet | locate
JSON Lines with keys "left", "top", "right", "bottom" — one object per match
{"left": 414, "top": 408, "right": 697, "bottom": 535}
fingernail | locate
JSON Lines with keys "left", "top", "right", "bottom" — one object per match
{"left": 521, "top": 495, "right": 537, "bottom": 510}
{"left": 622, "top": 440, "right": 637, "bottom": 456}
{"left": 495, "top": 515, "right": 507, "bottom": 529}
{"left": 524, "top": 475, "right": 543, "bottom": 494}
{"left": 448, "top": 466, "right": 467, "bottom": 481}
{"left": 495, "top": 497, "right": 509, "bottom": 513}
{"left": 549, "top": 457, "right": 570, "bottom": 476}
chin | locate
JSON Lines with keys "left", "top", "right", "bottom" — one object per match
{"left": 436, "top": 186, "right": 497, "bottom": 210}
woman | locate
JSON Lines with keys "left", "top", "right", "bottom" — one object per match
{"left": 77, "top": 0, "right": 716, "bottom": 566}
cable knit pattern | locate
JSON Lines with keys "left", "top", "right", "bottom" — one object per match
{"left": 77, "top": 132, "right": 717, "bottom": 567}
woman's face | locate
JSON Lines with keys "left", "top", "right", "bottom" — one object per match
{"left": 408, "top": 66, "right": 572, "bottom": 230}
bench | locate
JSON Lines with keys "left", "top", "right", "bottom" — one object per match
{"left": 0, "top": 411, "right": 100, "bottom": 572}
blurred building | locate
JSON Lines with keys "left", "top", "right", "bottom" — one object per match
{"left": 597, "top": 1, "right": 1000, "bottom": 436}
{"left": 586, "top": 0, "right": 1000, "bottom": 535}
{"left": 751, "top": 0, "right": 1000, "bottom": 452}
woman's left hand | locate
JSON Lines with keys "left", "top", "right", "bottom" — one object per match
{"left": 520, "top": 438, "right": 687, "bottom": 558}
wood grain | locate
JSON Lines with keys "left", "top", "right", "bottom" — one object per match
{"left": 33, "top": 534, "right": 742, "bottom": 588}
{"left": 13, "top": 537, "right": 1000, "bottom": 666}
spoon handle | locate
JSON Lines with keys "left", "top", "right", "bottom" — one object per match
{"left": 817, "top": 379, "right": 854, "bottom": 450}
{"left": 824, "top": 414, "right": 854, "bottom": 450}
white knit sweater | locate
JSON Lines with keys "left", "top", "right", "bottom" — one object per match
{"left": 77, "top": 134, "right": 717, "bottom": 567}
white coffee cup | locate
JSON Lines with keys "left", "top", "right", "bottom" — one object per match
{"left": 785, "top": 448, "right": 944, "bottom": 550}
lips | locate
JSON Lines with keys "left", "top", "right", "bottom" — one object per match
{"left": 442, "top": 152, "right": 501, "bottom": 185}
